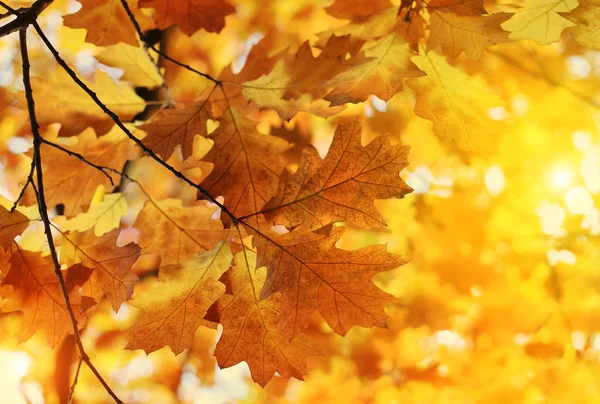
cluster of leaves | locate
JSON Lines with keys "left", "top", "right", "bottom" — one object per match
{"left": 3, "top": 0, "right": 600, "bottom": 401}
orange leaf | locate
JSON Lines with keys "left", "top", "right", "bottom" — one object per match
{"left": 61, "top": 229, "right": 140, "bottom": 310}
{"left": 259, "top": 119, "right": 411, "bottom": 230}
{"left": 1, "top": 245, "right": 93, "bottom": 347}
{"left": 127, "top": 242, "right": 232, "bottom": 354}
{"left": 0, "top": 206, "right": 29, "bottom": 248}
{"left": 253, "top": 224, "right": 406, "bottom": 338}
{"left": 133, "top": 199, "right": 226, "bottom": 266}
{"left": 200, "top": 108, "right": 292, "bottom": 218}
{"left": 63, "top": 0, "right": 139, "bottom": 47}
{"left": 140, "top": 0, "right": 235, "bottom": 35}
{"left": 207, "top": 249, "right": 323, "bottom": 386}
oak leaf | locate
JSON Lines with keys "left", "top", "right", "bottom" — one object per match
{"left": 58, "top": 192, "right": 127, "bottom": 237}
{"left": 406, "top": 50, "right": 503, "bottom": 151}
{"left": 252, "top": 225, "right": 406, "bottom": 338}
{"left": 60, "top": 229, "right": 140, "bottom": 310}
{"left": 428, "top": 12, "right": 511, "bottom": 59}
{"left": 1, "top": 245, "right": 93, "bottom": 347}
{"left": 63, "top": 0, "right": 139, "bottom": 47}
{"left": 0, "top": 206, "right": 29, "bottom": 248}
{"left": 258, "top": 119, "right": 411, "bottom": 230}
{"left": 133, "top": 199, "right": 226, "bottom": 266}
{"left": 23, "top": 70, "right": 145, "bottom": 137}
{"left": 23, "top": 129, "right": 136, "bottom": 217}
{"left": 200, "top": 109, "right": 292, "bottom": 218}
{"left": 127, "top": 242, "right": 232, "bottom": 354}
{"left": 139, "top": 0, "right": 235, "bottom": 35}
{"left": 323, "top": 34, "right": 421, "bottom": 106}
{"left": 501, "top": 0, "right": 578, "bottom": 45}
{"left": 96, "top": 43, "right": 163, "bottom": 88}
{"left": 325, "top": 0, "right": 394, "bottom": 19}
{"left": 138, "top": 95, "right": 213, "bottom": 160}
{"left": 565, "top": 0, "right": 600, "bottom": 49}
{"left": 206, "top": 249, "right": 324, "bottom": 386}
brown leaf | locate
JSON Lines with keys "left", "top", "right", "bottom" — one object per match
{"left": 207, "top": 249, "right": 324, "bottom": 386}
{"left": 127, "top": 242, "right": 232, "bottom": 354}
{"left": 1, "top": 245, "right": 93, "bottom": 347}
{"left": 252, "top": 225, "right": 406, "bottom": 338}
{"left": 140, "top": 0, "right": 235, "bottom": 35}
{"left": 0, "top": 206, "right": 29, "bottom": 248}
{"left": 323, "top": 34, "right": 421, "bottom": 106}
{"left": 61, "top": 229, "right": 140, "bottom": 310}
{"left": 63, "top": 0, "right": 139, "bottom": 47}
{"left": 133, "top": 199, "right": 226, "bottom": 266}
{"left": 325, "top": 0, "right": 394, "bottom": 19}
{"left": 259, "top": 118, "right": 411, "bottom": 230}
{"left": 23, "top": 130, "right": 137, "bottom": 217}
{"left": 138, "top": 94, "right": 214, "bottom": 160}
{"left": 200, "top": 108, "right": 292, "bottom": 218}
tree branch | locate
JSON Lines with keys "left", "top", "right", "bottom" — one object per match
{"left": 30, "top": 20, "right": 238, "bottom": 223}
{"left": 67, "top": 356, "right": 83, "bottom": 404}
{"left": 19, "top": 27, "right": 123, "bottom": 404}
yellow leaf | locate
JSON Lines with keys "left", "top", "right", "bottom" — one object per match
{"left": 96, "top": 44, "right": 163, "bottom": 88}
{"left": 406, "top": 50, "right": 503, "bottom": 151}
{"left": 429, "top": 12, "right": 511, "bottom": 59}
{"left": 501, "top": 0, "right": 578, "bottom": 45}
{"left": 565, "top": 0, "right": 600, "bottom": 49}
{"left": 57, "top": 193, "right": 127, "bottom": 236}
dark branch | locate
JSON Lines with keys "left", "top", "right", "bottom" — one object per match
{"left": 67, "top": 356, "right": 83, "bottom": 404}
{"left": 19, "top": 27, "right": 123, "bottom": 404}
{"left": 118, "top": 0, "right": 172, "bottom": 106}
{"left": 11, "top": 156, "right": 35, "bottom": 211}
{"left": 30, "top": 20, "right": 237, "bottom": 223}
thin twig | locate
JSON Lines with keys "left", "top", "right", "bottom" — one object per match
{"left": 117, "top": 1, "right": 218, "bottom": 84}
{"left": 11, "top": 156, "right": 35, "bottom": 211}
{"left": 41, "top": 138, "right": 115, "bottom": 186}
{"left": 19, "top": 27, "right": 123, "bottom": 404}
{"left": 67, "top": 356, "right": 83, "bottom": 404}
{"left": 0, "top": 0, "right": 52, "bottom": 38}
{"left": 118, "top": 0, "right": 172, "bottom": 106}
{"left": 30, "top": 20, "right": 237, "bottom": 223}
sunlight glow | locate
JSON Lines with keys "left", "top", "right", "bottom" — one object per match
{"left": 0, "top": 350, "right": 32, "bottom": 404}
{"left": 547, "top": 164, "right": 575, "bottom": 191}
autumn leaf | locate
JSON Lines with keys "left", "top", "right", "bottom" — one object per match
{"left": 133, "top": 198, "right": 226, "bottom": 266}
{"left": 565, "top": 0, "right": 600, "bottom": 49}
{"left": 127, "top": 242, "right": 232, "bottom": 354}
{"left": 138, "top": 93, "right": 214, "bottom": 160}
{"left": 22, "top": 129, "right": 136, "bottom": 217}
{"left": 406, "top": 50, "right": 504, "bottom": 151}
{"left": 323, "top": 34, "right": 421, "bottom": 106}
{"left": 501, "top": 0, "right": 579, "bottom": 45}
{"left": 22, "top": 70, "right": 145, "bottom": 137}
{"left": 257, "top": 119, "right": 411, "bottom": 230}
{"left": 0, "top": 244, "right": 93, "bottom": 347}
{"left": 252, "top": 225, "right": 406, "bottom": 338}
{"left": 200, "top": 108, "right": 292, "bottom": 218}
{"left": 62, "top": 0, "right": 139, "bottom": 47}
{"left": 139, "top": 0, "right": 235, "bottom": 35}
{"left": 325, "top": 0, "right": 394, "bottom": 19}
{"left": 58, "top": 192, "right": 127, "bottom": 237}
{"left": 206, "top": 248, "right": 324, "bottom": 386}
{"left": 0, "top": 206, "right": 29, "bottom": 248}
{"left": 428, "top": 12, "right": 511, "bottom": 59}
{"left": 60, "top": 229, "right": 140, "bottom": 310}
{"left": 96, "top": 43, "right": 163, "bottom": 88}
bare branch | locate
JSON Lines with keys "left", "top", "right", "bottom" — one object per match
{"left": 118, "top": 0, "right": 173, "bottom": 106}
{"left": 11, "top": 157, "right": 35, "bottom": 212}
{"left": 67, "top": 356, "right": 83, "bottom": 404}
{"left": 19, "top": 27, "right": 123, "bottom": 404}
{"left": 30, "top": 20, "right": 237, "bottom": 224}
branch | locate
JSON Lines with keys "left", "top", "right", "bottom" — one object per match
{"left": 10, "top": 156, "right": 35, "bottom": 211}
{"left": 0, "top": 0, "right": 52, "bottom": 38}
{"left": 118, "top": 0, "right": 219, "bottom": 85}
{"left": 30, "top": 20, "right": 238, "bottom": 224}
{"left": 19, "top": 27, "right": 123, "bottom": 404}
{"left": 118, "top": 0, "right": 172, "bottom": 106}
{"left": 67, "top": 356, "right": 83, "bottom": 404}
{"left": 41, "top": 139, "right": 115, "bottom": 186}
